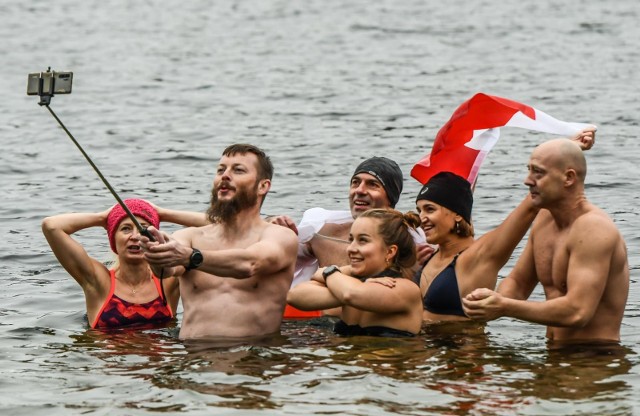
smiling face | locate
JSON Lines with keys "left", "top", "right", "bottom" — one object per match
{"left": 349, "top": 173, "right": 390, "bottom": 218}
{"left": 415, "top": 199, "right": 460, "bottom": 245}
{"left": 347, "top": 217, "right": 397, "bottom": 277}
{"left": 114, "top": 216, "right": 150, "bottom": 260}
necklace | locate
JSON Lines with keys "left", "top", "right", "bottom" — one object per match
{"left": 116, "top": 270, "right": 152, "bottom": 294}
{"left": 313, "top": 232, "right": 350, "bottom": 244}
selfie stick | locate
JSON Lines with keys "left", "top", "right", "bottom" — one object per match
{"left": 32, "top": 70, "right": 169, "bottom": 305}
{"left": 31, "top": 69, "right": 154, "bottom": 241}
{"left": 44, "top": 105, "right": 156, "bottom": 240}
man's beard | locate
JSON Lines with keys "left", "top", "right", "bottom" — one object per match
{"left": 207, "top": 180, "right": 259, "bottom": 224}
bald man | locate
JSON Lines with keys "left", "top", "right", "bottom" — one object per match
{"left": 463, "top": 137, "right": 629, "bottom": 344}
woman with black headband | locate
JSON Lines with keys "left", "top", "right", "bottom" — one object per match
{"left": 413, "top": 171, "right": 540, "bottom": 322}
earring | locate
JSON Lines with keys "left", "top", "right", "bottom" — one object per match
{"left": 455, "top": 221, "right": 461, "bottom": 234}
{"left": 385, "top": 257, "right": 391, "bottom": 266}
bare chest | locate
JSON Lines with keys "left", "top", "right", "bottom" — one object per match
{"left": 309, "top": 223, "right": 351, "bottom": 267}
{"left": 533, "top": 230, "right": 570, "bottom": 291}
{"left": 194, "top": 226, "right": 262, "bottom": 251}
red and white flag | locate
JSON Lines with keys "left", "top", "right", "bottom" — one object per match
{"left": 410, "top": 93, "right": 595, "bottom": 184}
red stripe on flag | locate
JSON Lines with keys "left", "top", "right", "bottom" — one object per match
{"left": 411, "top": 93, "right": 536, "bottom": 184}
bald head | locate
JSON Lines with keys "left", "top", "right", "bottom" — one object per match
{"left": 532, "top": 138, "right": 587, "bottom": 183}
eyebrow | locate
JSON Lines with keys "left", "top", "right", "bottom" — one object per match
{"left": 217, "top": 162, "right": 248, "bottom": 169}
{"left": 352, "top": 232, "right": 373, "bottom": 238}
{"left": 353, "top": 177, "right": 382, "bottom": 186}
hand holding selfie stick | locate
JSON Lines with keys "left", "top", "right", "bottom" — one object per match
{"left": 28, "top": 68, "right": 170, "bottom": 302}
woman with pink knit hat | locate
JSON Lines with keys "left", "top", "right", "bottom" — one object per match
{"left": 42, "top": 199, "right": 207, "bottom": 329}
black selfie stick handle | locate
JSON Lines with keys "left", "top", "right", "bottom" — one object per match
{"left": 43, "top": 105, "right": 154, "bottom": 242}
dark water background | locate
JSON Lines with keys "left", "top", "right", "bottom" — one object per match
{"left": 1, "top": 0, "right": 639, "bottom": 414}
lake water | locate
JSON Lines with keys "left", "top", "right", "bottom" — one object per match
{"left": 1, "top": 0, "right": 639, "bottom": 414}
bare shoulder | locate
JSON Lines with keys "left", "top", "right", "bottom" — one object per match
{"left": 395, "top": 277, "right": 422, "bottom": 292}
{"left": 263, "top": 220, "right": 298, "bottom": 244}
{"left": 568, "top": 205, "right": 624, "bottom": 253}
{"left": 173, "top": 223, "right": 213, "bottom": 244}
{"left": 573, "top": 205, "right": 619, "bottom": 235}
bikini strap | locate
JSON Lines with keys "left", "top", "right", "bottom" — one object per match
{"left": 422, "top": 248, "right": 439, "bottom": 266}
{"left": 451, "top": 250, "right": 465, "bottom": 265}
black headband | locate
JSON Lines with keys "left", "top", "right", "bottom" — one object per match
{"left": 416, "top": 172, "right": 473, "bottom": 223}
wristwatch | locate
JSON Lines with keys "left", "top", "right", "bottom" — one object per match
{"left": 185, "top": 248, "right": 204, "bottom": 271}
{"left": 322, "top": 265, "right": 341, "bottom": 281}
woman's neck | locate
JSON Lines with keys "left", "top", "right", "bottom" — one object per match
{"left": 116, "top": 262, "right": 151, "bottom": 284}
{"left": 436, "top": 236, "right": 474, "bottom": 258}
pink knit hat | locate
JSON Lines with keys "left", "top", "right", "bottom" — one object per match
{"left": 106, "top": 199, "right": 159, "bottom": 253}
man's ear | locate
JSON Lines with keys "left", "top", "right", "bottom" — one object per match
{"left": 258, "top": 179, "right": 271, "bottom": 195}
{"left": 564, "top": 169, "right": 577, "bottom": 187}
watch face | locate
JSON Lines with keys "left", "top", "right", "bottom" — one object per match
{"left": 322, "top": 265, "right": 339, "bottom": 279}
{"left": 190, "top": 249, "right": 204, "bottom": 268}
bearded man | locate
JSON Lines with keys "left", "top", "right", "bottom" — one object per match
{"left": 141, "top": 144, "right": 298, "bottom": 340}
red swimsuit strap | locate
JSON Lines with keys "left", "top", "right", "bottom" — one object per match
{"left": 90, "top": 270, "right": 117, "bottom": 329}
{"left": 151, "top": 274, "right": 173, "bottom": 317}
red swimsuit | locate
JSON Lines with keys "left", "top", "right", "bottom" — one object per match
{"left": 91, "top": 270, "right": 173, "bottom": 329}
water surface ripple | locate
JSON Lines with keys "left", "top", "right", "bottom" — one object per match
{"left": 1, "top": 0, "right": 639, "bottom": 414}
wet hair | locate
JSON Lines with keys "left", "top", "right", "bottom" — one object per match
{"left": 222, "top": 143, "right": 273, "bottom": 181}
{"left": 359, "top": 208, "right": 419, "bottom": 273}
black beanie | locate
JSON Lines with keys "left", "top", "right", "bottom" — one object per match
{"left": 352, "top": 157, "right": 403, "bottom": 208}
{"left": 416, "top": 172, "right": 473, "bottom": 224}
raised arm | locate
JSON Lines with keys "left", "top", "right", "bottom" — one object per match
{"left": 41, "top": 210, "right": 110, "bottom": 288}
{"left": 150, "top": 203, "right": 210, "bottom": 227}
{"left": 462, "top": 233, "right": 540, "bottom": 321}
{"left": 458, "top": 195, "right": 539, "bottom": 285}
